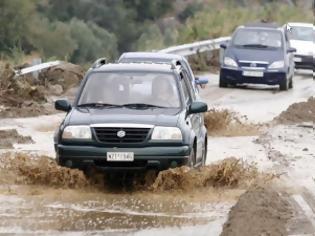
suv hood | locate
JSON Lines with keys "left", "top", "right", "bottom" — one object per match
{"left": 67, "top": 107, "right": 181, "bottom": 127}
{"left": 290, "top": 40, "right": 314, "bottom": 57}
{"left": 226, "top": 47, "right": 284, "bottom": 64}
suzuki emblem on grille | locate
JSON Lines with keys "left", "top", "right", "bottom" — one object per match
{"left": 117, "top": 130, "right": 126, "bottom": 138}
{"left": 250, "top": 62, "right": 257, "bottom": 67}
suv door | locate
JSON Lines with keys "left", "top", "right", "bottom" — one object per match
{"left": 180, "top": 70, "right": 203, "bottom": 165}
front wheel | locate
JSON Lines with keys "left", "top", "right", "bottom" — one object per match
{"left": 187, "top": 147, "right": 196, "bottom": 168}
{"left": 288, "top": 77, "right": 293, "bottom": 89}
{"left": 201, "top": 142, "right": 207, "bottom": 167}
{"left": 219, "top": 75, "right": 228, "bottom": 88}
{"left": 279, "top": 78, "right": 288, "bottom": 91}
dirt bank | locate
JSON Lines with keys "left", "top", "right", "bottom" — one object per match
{"left": 0, "top": 129, "right": 33, "bottom": 149}
{"left": 204, "top": 108, "right": 261, "bottom": 136}
{"left": 275, "top": 97, "right": 315, "bottom": 124}
{"left": 221, "top": 185, "right": 293, "bottom": 236}
{"left": 0, "top": 62, "right": 84, "bottom": 118}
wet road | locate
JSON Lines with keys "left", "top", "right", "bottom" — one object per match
{"left": 0, "top": 70, "right": 314, "bottom": 235}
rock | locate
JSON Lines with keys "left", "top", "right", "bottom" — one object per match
{"left": 48, "top": 84, "right": 63, "bottom": 95}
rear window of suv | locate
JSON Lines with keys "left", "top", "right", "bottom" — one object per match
{"left": 232, "top": 28, "right": 283, "bottom": 49}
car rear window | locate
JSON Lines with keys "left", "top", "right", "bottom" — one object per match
{"left": 232, "top": 28, "right": 283, "bottom": 48}
{"left": 78, "top": 71, "right": 181, "bottom": 108}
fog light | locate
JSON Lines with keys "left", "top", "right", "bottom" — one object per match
{"left": 170, "top": 161, "right": 178, "bottom": 168}
{"left": 65, "top": 160, "right": 73, "bottom": 168}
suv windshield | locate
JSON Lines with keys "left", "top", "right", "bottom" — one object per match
{"left": 232, "top": 28, "right": 283, "bottom": 48}
{"left": 78, "top": 71, "right": 181, "bottom": 108}
{"left": 288, "top": 26, "right": 314, "bottom": 42}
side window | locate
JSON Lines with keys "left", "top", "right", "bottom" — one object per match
{"left": 183, "top": 70, "right": 196, "bottom": 101}
{"left": 180, "top": 73, "right": 190, "bottom": 105}
{"left": 284, "top": 32, "right": 290, "bottom": 48}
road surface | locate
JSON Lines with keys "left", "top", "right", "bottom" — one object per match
{"left": 0, "top": 70, "right": 314, "bottom": 235}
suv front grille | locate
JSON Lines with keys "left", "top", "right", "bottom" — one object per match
{"left": 94, "top": 127, "right": 150, "bottom": 143}
{"left": 239, "top": 61, "right": 269, "bottom": 69}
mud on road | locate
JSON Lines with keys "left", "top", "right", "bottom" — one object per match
{"left": 0, "top": 153, "right": 256, "bottom": 235}
{"left": 0, "top": 68, "right": 314, "bottom": 235}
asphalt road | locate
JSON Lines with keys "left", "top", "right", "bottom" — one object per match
{"left": 199, "top": 70, "right": 314, "bottom": 122}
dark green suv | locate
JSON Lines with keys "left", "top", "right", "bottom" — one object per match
{"left": 54, "top": 62, "right": 208, "bottom": 172}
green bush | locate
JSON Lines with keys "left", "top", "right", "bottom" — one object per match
{"left": 69, "top": 19, "right": 118, "bottom": 64}
{"left": 178, "top": 3, "right": 313, "bottom": 43}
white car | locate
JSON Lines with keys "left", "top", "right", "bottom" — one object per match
{"left": 285, "top": 22, "right": 314, "bottom": 71}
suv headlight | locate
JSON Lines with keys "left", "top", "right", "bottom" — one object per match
{"left": 269, "top": 60, "right": 284, "bottom": 69}
{"left": 62, "top": 126, "right": 92, "bottom": 140}
{"left": 224, "top": 57, "right": 238, "bottom": 68}
{"left": 151, "top": 127, "right": 182, "bottom": 141}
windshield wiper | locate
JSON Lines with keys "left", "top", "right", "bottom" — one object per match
{"left": 241, "top": 44, "right": 268, "bottom": 48}
{"left": 77, "top": 103, "right": 122, "bottom": 108}
{"left": 121, "top": 103, "right": 166, "bottom": 109}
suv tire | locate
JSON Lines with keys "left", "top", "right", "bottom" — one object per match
{"left": 188, "top": 147, "right": 196, "bottom": 168}
{"left": 288, "top": 77, "right": 293, "bottom": 89}
{"left": 279, "top": 78, "right": 288, "bottom": 91}
{"left": 219, "top": 75, "right": 228, "bottom": 88}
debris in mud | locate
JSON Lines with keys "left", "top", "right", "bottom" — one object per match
{"left": 0, "top": 129, "right": 33, "bottom": 149}
{"left": 151, "top": 158, "right": 258, "bottom": 192}
{"left": 276, "top": 97, "right": 315, "bottom": 124}
{"left": 220, "top": 185, "right": 293, "bottom": 236}
{"left": 0, "top": 61, "right": 84, "bottom": 118}
{"left": 204, "top": 108, "right": 260, "bottom": 136}
{"left": 39, "top": 62, "right": 84, "bottom": 91}
{"left": 0, "top": 153, "right": 89, "bottom": 188}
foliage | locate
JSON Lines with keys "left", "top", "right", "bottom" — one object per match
{"left": 0, "top": 0, "right": 312, "bottom": 64}
{"left": 178, "top": 3, "right": 313, "bottom": 43}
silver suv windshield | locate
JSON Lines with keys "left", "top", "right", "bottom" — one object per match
{"left": 233, "top": 28, "right": 283, "bottom": 48}
{"left": 288, "top": 26, "right": 314, "bottom": 42}
{"left": 78, "top": 71, "right": 181, "bottom": 108}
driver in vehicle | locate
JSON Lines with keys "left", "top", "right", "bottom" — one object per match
{"left": 151, "top": 76, "right": 179, "bottom": 108}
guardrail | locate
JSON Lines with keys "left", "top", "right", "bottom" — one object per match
{"left": 15, "top": 60, "right": 61, "bottom": 76}
{"left": 14, "top": 36, "right": 230, "bottom": 77}
{"left": 159, "top": 36, "right": 230, "bottom": 57}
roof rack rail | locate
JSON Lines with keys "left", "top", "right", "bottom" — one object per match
{"left": 170, "top": 60, "right": 178, "bottom": 69}
{"left": 91, "top": 58, "right": 107, "bottom": 69}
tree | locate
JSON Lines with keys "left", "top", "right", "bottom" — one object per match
{"left": 0, "top": 0, "right": 36, "bottom": 52}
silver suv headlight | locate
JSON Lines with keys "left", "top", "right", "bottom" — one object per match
{"left": 151, "top": 126, "right": 182, "bottom": 141}
{"left": 224, "top": 57, "right": 238, "bottom": 68}
{"left": 62, "top": 125, "right": 92, "bottom": 140}
{"left": 269, "top": 60, "right": 284, "bottom": 69}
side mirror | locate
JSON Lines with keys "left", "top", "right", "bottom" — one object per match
{"left": 195, "top": 77, "right": 208, "bottom": 89}
{"left": 287, "top": 47, "right": 296, "bottom": 53}
{"left": 220, "top": 43, "right": 227, "bottom": 49}
{"left": 55, "top": 100, "right": 71, "bottom": 112}
{"left": 188, "top": 102, "right": 208, "bottom": 114}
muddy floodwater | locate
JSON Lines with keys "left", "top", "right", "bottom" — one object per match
{"left": 0, "top": 71, "right": 314, "bottom": 235}
{"left": 0, "top": 184, "right": 238, "bottom": 236}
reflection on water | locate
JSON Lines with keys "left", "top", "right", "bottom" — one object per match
{"left": 0, "top": 186, "right": 235, "bottom": 236}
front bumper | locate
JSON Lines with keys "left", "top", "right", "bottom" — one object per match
{"left": 294, "top": 55, "right": 314, "bottom": 70}
{"left": 220, "top": 67, "right": 287, "bottom": 85}
{"left": 56, "top": 145, "right": 191, "bottom": 171}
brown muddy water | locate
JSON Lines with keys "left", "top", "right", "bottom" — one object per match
{"left": 0, "top": 154, "right": 246, "bottom": 236}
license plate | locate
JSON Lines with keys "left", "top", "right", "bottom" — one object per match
{"left": 242, "top": 71, "right": 264, "bottom": 77}
{"left": 294, "top": 57, "right": 302, "bottom": 62}
{"left": 107, "top": 152, "right": 134, "bottom": 162}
